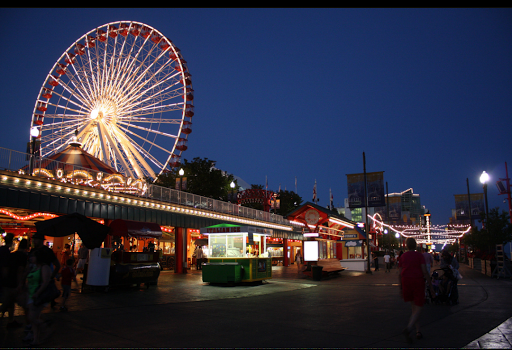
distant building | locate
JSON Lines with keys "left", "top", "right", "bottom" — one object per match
{"left": 338, "top": 188, "right": 427, "bottom": 225}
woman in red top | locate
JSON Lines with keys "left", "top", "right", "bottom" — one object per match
{"left": 399, "top": 238, "right": 435, "bottom": 342}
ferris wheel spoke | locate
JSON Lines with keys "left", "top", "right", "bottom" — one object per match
{"left": 120, "top": 77, "right": 184, "bottom": 113}
{"left": 112, "top": 128, "right": 165, "bottom": 171}
{"left": 118, "top": 117, "right": 183, "bottom": 124}
{"left": 117, "top": 120, "right": 179, "bottom": 138}
{"left": 114, "top": 46, "right": 178, "bottom": 109}
{"left": 40, "top": 128, "right": 80, "bottom": 157}
{"left": 97, "top": 121, "right": 138, "bottom": 178}
{"left": 119, "top": 101, "right": 184, "bottom": 119}
{"left": 116, "top": 124, "right": 175, "bottom": 155}
{"left": 113, "top": 38, "right": 149, "bottom": 97}
{"left": 130, "top": 144, "right": 165, "bottom": 171}
{"left": 109, "top": 125, "right": 159, "bottom": 178}
{"left": 45, "top": 86, "right": 91, "bottom": 113}
{"left": 125, "top": 48, "right": 172, "bottom": 96}
{"left": 71, "top": 54, "right": 100, "bottom": 106}
{"left": 60, "top": 65, "right": 96, "bottom": 108}
{"left": 40, "top": 118, "right": 85, "bottom": 129}
{"left": 39, "top": 97, "right": 91, "bottom": 117}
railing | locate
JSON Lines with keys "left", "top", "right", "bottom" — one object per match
{"left": 0, "top": 147, "right": 291, "bottom": 226}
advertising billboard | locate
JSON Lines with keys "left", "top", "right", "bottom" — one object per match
{"left": 454, "top": 193, "right": 484, "bottom": 220}
{"left": 347, "top": 171, "right": 385, "bottom": 208}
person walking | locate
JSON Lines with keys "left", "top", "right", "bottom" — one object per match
{"left": 60, "top": 244, "right": 71, "bottom": 271}
{"left": 26, "top": 249, "right": 53, "bottom": 346}
{"left": 373, "top": 252, "right": 379, "bottom": 271}
{"left": 295, "top": 250, "right": 302, "bottom": 271}
{"left": 76, "top": 244, "right": 89, "bottom": 274}
{"left": 60, "top": 258, "right": 77, "bottom": 311}
{"left": 383, "top": 251, "right": 391, "bottom": 272}
{"left": 1, "top": 235, "right": 29, "bottom": 329}
{"left": 422, "top": 248, "right": 433, "bottom": 275}
{"left": 195, "top": 246, "right": 203, "bottom": 270}
{"left": 399, "top": 238, "right": 435, "bottom": 342}
{"left": 31, "top": 232, "right": 60, "bottom": 309}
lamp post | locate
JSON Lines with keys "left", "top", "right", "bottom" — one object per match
{"left": 228, "top": 181, "right": 236, "bottom": 203}
{"left": 178, "top": 168, "right": 184, "bottom": 190}
{"left": 480, "top": 171, "right": 490, "bottom": 228}
{"left": 29, "top": 126, "right": 39, "bottom": 175}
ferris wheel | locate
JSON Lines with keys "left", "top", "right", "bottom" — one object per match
{"left": 30, "top": 21, "right": 193, "bottom": 181}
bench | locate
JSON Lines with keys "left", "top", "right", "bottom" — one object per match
{"left": 303, "top": 258, "right": 346, "bottom": 279}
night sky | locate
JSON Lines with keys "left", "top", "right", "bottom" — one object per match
{"left": 0, "top": 8, "right": 511, "bottom": 225}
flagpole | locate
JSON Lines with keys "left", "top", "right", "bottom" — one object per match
{"left": 364, "top": 152, "right": 372, "bottom": 274}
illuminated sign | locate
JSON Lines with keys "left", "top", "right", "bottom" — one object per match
{"left": 303, "top": 232, "right": 319, "bottom": 237}
{"left": 304, "top": 241, "right": 319, "bottom": 261}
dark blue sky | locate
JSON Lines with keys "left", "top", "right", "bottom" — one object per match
{"left": 1, "top": 8, "right": 511, "bottom": 224}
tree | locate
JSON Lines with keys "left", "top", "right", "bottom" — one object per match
{"left": 461, "top": 207, "right": 512, "bottom": 256}
{"left": 239, "top": 185, "right": 303, "bottom": 215}
{"left": 378, "top": 231, "right": 400, "bottom": 251}
{"left": 154, "top": 157, "right": 237, "bottom": 201}
{"left": 275, "top": 190, "right": 303, "bottom": 216}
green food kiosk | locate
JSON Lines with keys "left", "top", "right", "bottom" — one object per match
{"left": 200, "top": 224, "right": 272, "bottom": 284}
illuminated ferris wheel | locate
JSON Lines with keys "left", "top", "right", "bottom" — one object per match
{"left": 30, "top": 21, "right": 194, "bottom": 181}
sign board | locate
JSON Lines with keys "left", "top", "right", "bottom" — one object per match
{"left": 304, "top": 241, "right": 319, "bottom": 261}
{"left": 347, "top": 171, "right": 385, "bottom": 208}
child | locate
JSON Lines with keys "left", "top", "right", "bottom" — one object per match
{"left": 60, "top": 258, "right": 77, "bottom": 311}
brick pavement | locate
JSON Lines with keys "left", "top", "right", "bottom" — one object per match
{"left": 0, "top": 262, "right": 511, "bottom": 348}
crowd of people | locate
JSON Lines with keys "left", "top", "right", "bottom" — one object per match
{"left": 0, "top": 232, "right": 86, "bottom": 346}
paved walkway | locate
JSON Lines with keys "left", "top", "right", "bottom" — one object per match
{"left": 1, "top": 262, "right": 511, "bottom": 348}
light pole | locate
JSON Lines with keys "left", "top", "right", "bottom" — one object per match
{"left": 480, "top": 171, "right": 490, "bottom": 228}
{"left": 29, "top": 126, "right": 39, "bottom": 175}
{"left": 228, "top": 181, "right": 236, "bottom": 203}
{"left": 178, "top": 168, "right": 185, "bottom": 190}
{"left": 176, "top": 168, "right": 185, "bottom": 204}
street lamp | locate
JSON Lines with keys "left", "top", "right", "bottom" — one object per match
{"left": 228, "top": 181, "right": 236, "bottom": 203}
{"left": 176, "top": 168, "right": 186, "bottom": 191}
{"left": 480, "top": 171, "right": 490, "bottom": 228}
{"left": 29, "top": 127, "right": 40, "bottom": 175}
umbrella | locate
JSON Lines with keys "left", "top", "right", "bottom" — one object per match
{"left": 194, "top": 238, "right": 208, "bottom": 246}
{"left": 35, "top": 213, "right": 111, "bottom": 249}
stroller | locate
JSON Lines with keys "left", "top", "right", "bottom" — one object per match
{"left": 429, "top": 268, "right": 459, "bottom": 305}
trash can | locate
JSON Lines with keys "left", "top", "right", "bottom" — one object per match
{"left": 312, "top": 265, "right": 323, "bottom": 281}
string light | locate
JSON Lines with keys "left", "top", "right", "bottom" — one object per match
{"left": 368, "top": 214, "right": 471, "bottom": 242}
{"left": 0, "top": 208, "right": 58, "bottom": 221}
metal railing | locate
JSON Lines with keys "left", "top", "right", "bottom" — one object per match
{"left": 0, "top": 147, "right": 291, "bottom": 226}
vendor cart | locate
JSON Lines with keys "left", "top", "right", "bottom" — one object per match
{"left": 200, "top": 223, "right": 273, "bottom": 284}
{"left": 107, "top": 219, "right": 162, "bottom": 288}
{"left": 109, "top": 250, "right": 160, "bottom": 288}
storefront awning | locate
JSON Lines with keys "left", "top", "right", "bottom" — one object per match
{"left": 0, "top": 227, "right": 31, "bottom": 236}
{"left": 200, "top": 223, "right": 273, "bottom": 236}
{"left": 194, "top": 238, "right": 208, "bottom": 246}
{"left": 109, "top": 219, "right": 162, "bottom": 239}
